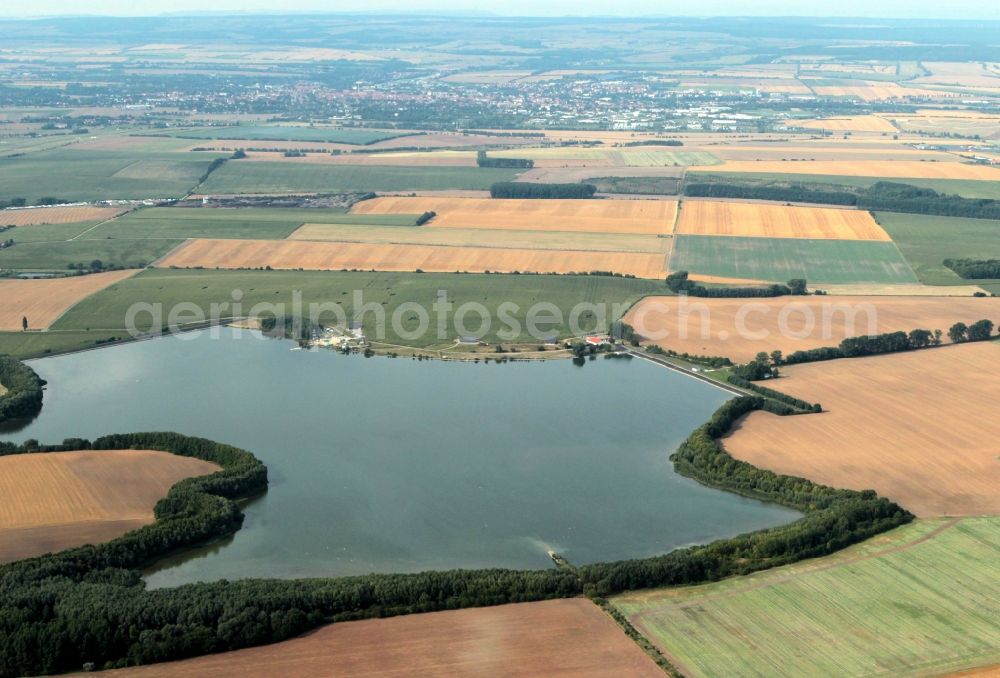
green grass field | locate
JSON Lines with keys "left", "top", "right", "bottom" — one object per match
{"left": 157, "top": 126, "right": 410, "bottom": 145}
{"left": 0, "top": 239, "right": 180, "bottom": 271}
{"left": 0, "top": 330, "right": 126, "bottom": 359}
{"left": 875, "top": 212, "right": 1000, "bottom": 285}
{"left": 80, "top": 207, "right": 420, "bottom": 241}
{"left": 690, "top": 171, "right": 1000, "bottom": 200}
{"left": 0, "top": 148, "right": 226, "bottom": 203}
{"left": 200, "top": 163, "right": 521, "bottom": 194}
{"left": 670, "top": 234, "right": 919, "bottom": 284}
{"left": 49, "top": 268, "right": 665, "bottom": 350}
{"left": 590, "top": 176, "right": 680, "bottom": 195}
{"left": 614, "top": 517, "right": 1000, "bottom": 677}
{"left": 4, "top": 221, "right": 104, "bottom": 243}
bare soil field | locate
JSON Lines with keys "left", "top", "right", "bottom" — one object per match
{"left": 158, "top": 238, "right": 668, "bottom": 278}
{"left": 109, "top": 598, "right": 662, "bottom": 677}
{"left": 0, "top": 450, "right": 219, "bottom": 563}
{"left": 351, "top": 196, "right": 678, "bottom": 234}
{"left": 676, "top": 200, "right": 889, "bottom": 240}
{"left": 623, "top": 295, "right": 1000, "bottom": 363}
{"left": 691, "top": 160, "right": 1000, "bottom": 180}
{"left": 289, "top": 223, "right": 669, "bottom": 254}
{"left": 0, "top": 205, "right": 125, "bottom": 226}
{"left": 0, "top": 269, "right": 137, "bottom": 330}
{"left": 784, "top": 115, "right": 898, "bottom": 133}
{"left": 724, "top": 342, "right": 1000, "bottom": 516}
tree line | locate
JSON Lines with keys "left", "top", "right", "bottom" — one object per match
{"left": 620, "top": 140, "right": 683, "bottom": 147}
{"left": 476, "top": 151, "right": 534, "bottom": 169}
{"left": 415, "top": 210, "right": 437, "bottom": 226}
{"left": 782, "top": 320, "right": 996, "bottom": 365}
{"left": 490, "top": 182, "right": 596, "bottom": 199}
{"left": 0, "top": 356, "right": 44, "bottom": 424}
{"left": 0, "top": 412, "right": 910, "bottom": 675}
{"left": 685, "top": 179, "right": 1000, "bottom": 220}
{"left": 943, "top": 258, "right": 1000, "bottom": 279}
{"left": 666, "top": 270, "right": 808, "bottom": 298}
{"left": 577, "top": 396, "right": 909, "bottom": 596}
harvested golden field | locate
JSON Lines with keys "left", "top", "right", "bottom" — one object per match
{"left": 158, "top": 238, "right": 668, "bottom": 278}
{"left": 110, "top": 599, "right": 662, "bottom": 677}
{"left": 676, "top": 200, "right": 889, "bottom": 240}
{"left": 0, "top": 205, "right": 124, "bottom": 226}
{"left": 289, "top": 223, "right": 669, "bottom": 253}
{"left": 0, "top": 450, "right": 219, "bottom": 563}
{"left": 808, "top": 83, "right": 952, "bottom": 101}
{"left": 0, "top": 269, "right": 137, "bottom": 330}
{"left": 623, "top": 295, "right": 1000, "bottom": 363}
{"left": 784, "top": 115, "right": 898, "bottom": 133}
{"left": 724, "top": 342, "right": 1000, "bottom": 516}
{"left": 351, "top": 196, "right": 678, "bottom": 234}
{"left": 710, "top": 144, "right": 947, "bottom": 163}
{"left": 692, "top": 159, "right": 1000, "bottom": 180}
{"left": 818, "top": 282, "right": 992, "bottom": 296}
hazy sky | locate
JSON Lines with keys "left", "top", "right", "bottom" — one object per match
{"left": 1, "top": 1, "right": 998, "bottom": 20}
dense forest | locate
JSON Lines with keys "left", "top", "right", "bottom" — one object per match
{"left": 685, "top": 179, "right": 1000, "bottom": 219}
{"left": 666, "top": 270, "right": 807, "bottom": 298}
{"left": 0, "top": 356, "right": 44, "bottom": 423}
{"left": 490, "top": 182, "right": 596, "bottom": 199}
{"left": 476, "top": 151, "right": 534, "bottom": 168}
{"left": 0, "top": 409, "right": 911, "bottom": 675}
{"left": 943, "top": 258, "right": 1000, "bottom": 279}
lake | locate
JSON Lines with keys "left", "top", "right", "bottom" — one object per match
{"left": 2, "top": 329, "right": 798, "bottom": 587}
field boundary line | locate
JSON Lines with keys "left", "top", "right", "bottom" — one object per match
{"left": 148, "top": 238, "right": 194, "bottom": 268}
{"left": 69, "top": 209, "right": 134, "bottom": 241}
{"left": 45, "top": 269, "right": 142, "bottom": 330}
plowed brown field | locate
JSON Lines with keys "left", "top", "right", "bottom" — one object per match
{"left": 0, "top": 269, "right": 137, "bottom": 330}
{"left": 676, "top": 201, "right": 889, "bottom": 240}
{"left": 158, "top": 238, "right": 668, "bottom": 278}
{"left": 110, "top": 599, "right": 663, "bottom": 677}
{"left": 723, "top": 342, "right": 1000, "bottom": 516}
{"left": 623, "top": 295, "right": 1000, "bottom": 363}
{"left": 0, "top": 450, "right": 219, "bottom": 563}
{"left": 351, "top": 196, "right": 678, "bottom": 234}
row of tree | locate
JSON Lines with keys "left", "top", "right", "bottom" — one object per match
{"left": 685, "top": 179, "right": 1000, "bottom": 220}
{"left": 0, "top": 356, "right": 44, "bottom": 423}
{"left": 666, "top": 271, "right": 807, "bottom": 298}
{"left": 943, "top": 258, "right": 1000, "bottom": 279}
{"left": 783, "top": 321, "right": 996, "bottom": 365}
{"left": 476, "top": 151, "right": 534, "bottom": 168}
{"left": 579, "top": 396, "right": 910, "bottom": 595}
{"left": 490, "top": 182, "right": 596, "bottom": 199}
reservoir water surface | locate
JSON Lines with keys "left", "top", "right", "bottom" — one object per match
{"left": 2, "top": 329, "right": 799, "bottom": 587}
